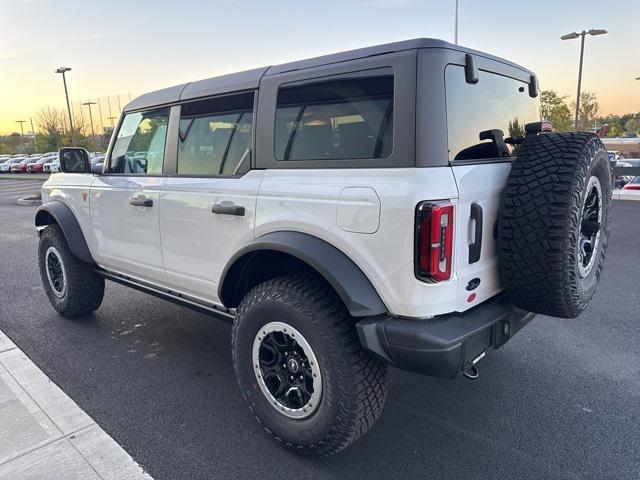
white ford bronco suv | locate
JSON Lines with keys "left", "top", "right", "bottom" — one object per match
{"left": 36, "top": 39, "right": 611, "bottom": 455}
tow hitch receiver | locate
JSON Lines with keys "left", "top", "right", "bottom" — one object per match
{"left": 462, "top": 351, "right": 485, "bottom": 380}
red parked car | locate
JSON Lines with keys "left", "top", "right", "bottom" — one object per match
{"left": 27, "top": 158, "right": 49, "bottom": 173}
{"left": 10, "top": 158, "right": 32, "bottom": 173}
{"left": 623, "top": 176, "right": 640, "bottom": 190}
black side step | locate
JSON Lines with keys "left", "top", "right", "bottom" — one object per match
{"left": 95, "top": 269, "right": 235, "bottom": 321}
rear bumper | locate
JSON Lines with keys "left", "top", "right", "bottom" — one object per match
{"left": 356, "top": 294, "right": 536, "bottom": 378}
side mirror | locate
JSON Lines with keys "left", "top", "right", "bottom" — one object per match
{"left": 59, "top": 147, "right": 90, "bottom": 173}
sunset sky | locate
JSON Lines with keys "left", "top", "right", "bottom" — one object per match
{"left": 0, "top": 0, "right": 638, "bottom": 135}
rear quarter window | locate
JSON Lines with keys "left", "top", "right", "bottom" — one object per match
{"left": 274, "top": 75, "right": 393, "bottom": 162}
{"left": 445, "top": 65, "right": 540, "bottom": 162}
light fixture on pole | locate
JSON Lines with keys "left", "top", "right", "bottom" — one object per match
{"left": 82, "top": 100, "right": 97, "bottom": 144}
{"left": 561, "top": 29, "right": 607, "bottom": 131}
{"left": 107, "top": 116, "right": 118, "bottom": 129}
{"left": 15, "top": 120, "right": 27, "bottom": 148}
{"left": 55, "top": 66, "right": 76, "bottom": 146}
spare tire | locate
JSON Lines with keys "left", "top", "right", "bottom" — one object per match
{"left": 498, "top": 132, "right": 611, "bottom": 318}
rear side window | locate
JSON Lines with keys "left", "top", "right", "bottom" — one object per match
{"left": 109, "top": 108, "right": 169, "bottom": 174}
{"left": 274, "top": 75, "right": 393, "bottom": 161}
{"left": 445, "top": 66, "right": 540, "bottom": 162}
{"left": 178, "top": 92, "right": 254, "bottom": 176}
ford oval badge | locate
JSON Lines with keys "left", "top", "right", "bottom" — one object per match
{"left": 466, "top": 278, "right": 481, "bottom": 291}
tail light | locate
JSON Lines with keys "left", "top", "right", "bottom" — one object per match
{"left": 415, "top": 201, "right": 454, "bottom": 282}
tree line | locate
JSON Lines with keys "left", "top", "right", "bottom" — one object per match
{"left": 540, "top": 90, "right": 639, "bottom": 136}
{"left": 0, "top": 106, "right": 112, "bottom": 155}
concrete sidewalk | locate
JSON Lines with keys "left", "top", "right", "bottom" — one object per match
{"left": 0, "top": 331, "right": 153, "bottom": 480}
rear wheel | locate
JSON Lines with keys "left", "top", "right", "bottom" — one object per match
{"left": 232, "top": 273, "right": 388, "bottom": 455}
{"left": 498, "top": 132, "right": 612, "bottom": 318}
{"left": 38, "top": 225, "right": 104, "bottom": 318}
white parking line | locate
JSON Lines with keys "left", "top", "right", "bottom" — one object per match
{"left": 0, "top": 184, "right": 43, "bottom": 198}
{"left": 0, "top": 186, "right": 42, "bottom": 193}
{"left": 0, "top": 181, "right": 43, "bottom": 189}
{"left": 0, "top": 185, "right": 43, "bottom": 193}
{"left": 0, "top": 330, "right": 153, "bottom": 480}
{"left": 0, "top": 191, "right": 41, "bottom": 199}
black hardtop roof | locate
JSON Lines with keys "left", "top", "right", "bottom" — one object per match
{"left": 124, "top": 38, "right": 534, "bottom": 113}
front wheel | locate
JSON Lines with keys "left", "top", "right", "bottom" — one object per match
{"left": 232, "top": 273, "right": 388, "bottom": 455}
{"left": 38, "top": 224, "right": 104, "bottom": 318}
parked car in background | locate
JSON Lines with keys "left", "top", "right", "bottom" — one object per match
{"left": 623, "top": 176, "right": 640, "bottom": 190}
{"left": 90, "top": 154, "right": 105, "bottom": 174}
{"left": 614, "top": 161, "right": 633, "bottom": 188}
{"left": 11, "top": 158, "right": 33, "bottom": 173}
{"left": 27, "top": 158, "right": 51, "bottom": 173}
{"left": 43, "top": 159, "right": 60, "bottom": 173}
{"left": 613, "top": 159, "right": 640, "bottom": 188}
{"left": 90, "top": 154, "right": 105, "bottom": 164}
{"left": 1, "top": 157, "right": 25, "bottom": 172}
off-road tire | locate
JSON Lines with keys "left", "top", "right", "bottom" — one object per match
{"left": 498, "top": 132, "right": 611, "bottom": 318}
{"left": 38, "top": 224, "right": 104, "bottom": 317}
{"left": 232, "top": 273, "right": 388, "bottom": 455}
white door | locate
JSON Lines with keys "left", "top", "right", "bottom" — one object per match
{"left": 90, "top": 108, "right": 170, "bottom": 284}
{"left": 160, "top": 172, "right": 263, "bottom": 302}
{"left": 159, "top": 98, "right": 261, "bottom": 303}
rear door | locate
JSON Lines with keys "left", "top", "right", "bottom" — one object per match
{"left": 159, "top": 92, "right": 262, "bottom": 303}
{"left": 444, "top": 63, "right": 540, "bottom": 309}
{"left": 90, "top": 107, "right": 169, "bottom": 283}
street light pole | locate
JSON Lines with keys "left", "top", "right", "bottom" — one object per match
{"left": 574, "top": 32, "right": 586, "bottom": 132}
{"left": 55, "top": 66, "right": 76, "bottom": 146}
{"left": 15, "top": 120, "right": 27, "bottom": 149}
{"left": 561, "top": 29, "right": 607, "bottom": 131}
{"left": 30, "top": 117, "right": 37, "bottom": 152}
{"left": 454, "top": 0, "right": 459, "bottom": 45}
{"left": 82, "top": 101, "right": 97, "bottom": 145}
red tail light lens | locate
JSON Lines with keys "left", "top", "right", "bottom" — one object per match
{"left": 415, "top": 202, "right": 454, "bottom": 282}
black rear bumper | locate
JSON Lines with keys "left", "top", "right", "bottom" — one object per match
{"left": 356, "top": 294, "right": 536, "bottom": 378}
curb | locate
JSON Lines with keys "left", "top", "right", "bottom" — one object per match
{"left": 17, "top": 196, "right": 42, "bottom": 206}
{"left": 612, "top": 190, "right": 640, "bottom": 201}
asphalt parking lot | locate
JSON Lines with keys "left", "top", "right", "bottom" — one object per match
{"left": 0, "top": 181, "right": 638, "bottom": 480}
{"left": 0, "top": 179, "right": 44, "bottom": 206}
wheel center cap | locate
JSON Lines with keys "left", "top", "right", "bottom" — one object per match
{"left": 287, "top": 358, "right": 299, "bottom": 373}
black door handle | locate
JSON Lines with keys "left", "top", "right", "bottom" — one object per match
{"left": 212, "top": 204, "right": 245, "bottom": 216}
{"left": 130, "top": 196, "right": 153, "bottom": 207}
{"left": 468, "top": 202, "right": 483, "bottom": 264}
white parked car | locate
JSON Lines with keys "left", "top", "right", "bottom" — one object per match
{"left": 35, "top": 38, "right": 612, "bottom": 455}
{"left": 43, "top": 157, "right": 60, "bottom": 173}
{"left": 0, "top": 156, "right": 25, "bottom": 172}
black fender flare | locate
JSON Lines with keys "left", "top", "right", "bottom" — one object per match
{"left": 218, "top": 231, "right": 387, "bottom": 317}
{"left": 35, "top": 201, "right": 95, "bottom": 264}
